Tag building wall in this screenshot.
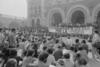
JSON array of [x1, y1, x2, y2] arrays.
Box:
[[27, 0, 42, 26], [27, 0, 100, 28]]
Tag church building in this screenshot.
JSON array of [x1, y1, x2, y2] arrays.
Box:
[[27, 0, 100, 32]]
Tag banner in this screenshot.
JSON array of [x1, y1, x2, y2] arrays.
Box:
[[49, 28, 57, 33], [56, 26, 93, 35]]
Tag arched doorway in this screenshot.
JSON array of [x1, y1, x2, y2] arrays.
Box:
[[95, 11, 100, 31], [96, 11, 100, 23], [67, 5, 90, 24], [51, 12, 63, 26], [36, 18, 40, 26], [71, 10, 85, 24], [32, 19, 35, 27]]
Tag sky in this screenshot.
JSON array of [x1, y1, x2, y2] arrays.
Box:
[[0, 0, 27, 18]]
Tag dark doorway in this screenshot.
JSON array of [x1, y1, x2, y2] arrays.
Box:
[[51, 12, 62, 26], [71, 10, 85, 24]]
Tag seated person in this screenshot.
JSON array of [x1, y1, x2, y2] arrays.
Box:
[[53, 46, 63, 61], [38, 52, 49, 67], [4, 58, 17, 67], [78, 58, 88, 67], [22, 50, 34, 67], [56, 53, 73, 67], [46, 48, 55, 66]]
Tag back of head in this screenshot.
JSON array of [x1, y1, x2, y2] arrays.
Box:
[[47, 48, 54, 54], [27, 50, 34, 57], [61, 42, 66, 48], [43, 46, 47, 51], [5, 58, 17, 67], [58, 59, 64, 66], [0, 28, 2, 32], [43, 40, 46, 44], [75, 53, 81, 60], [39, 52, 49, 63], [88, 39, 92, 43], [55, 39, 59, 44], [11, 28, 16, 33], [63, 53, 70, 59], [10, 50, 17, 58], [78, 58, 87, 66], [94, 30, 99, 34], [81, 40, 86, 44], [75, 39, 79, 44]]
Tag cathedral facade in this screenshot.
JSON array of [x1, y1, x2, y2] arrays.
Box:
[[27, 0, 100, 29]]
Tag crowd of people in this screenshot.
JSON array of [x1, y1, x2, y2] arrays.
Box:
[[0, 28, 99, 67]]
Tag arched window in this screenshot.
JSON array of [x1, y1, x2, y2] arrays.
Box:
[[71, 10, 85, 24], [51, 12, 62, 26]]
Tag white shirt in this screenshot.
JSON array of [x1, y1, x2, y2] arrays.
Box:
[[62, 49, 74, 64], [93, 34, 100, 43], [0, 33, 4, 43], [87, 42, 92, 50], [17, 49, 23, 57], [46, 55, 55, 65], [38, 43, 44, 52], [63, 48, 70, 55]]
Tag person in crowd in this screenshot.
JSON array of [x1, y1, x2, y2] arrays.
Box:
[[24, 40, 31, 50], [53, 46, 63, 61], [92, 30, 100, 43], [46, 48, 55, 66], [81, 40, 89, 53], [0, 51, 5, 67], [22, 50, 34, 67], [57, 53, 73, 67], [0, 28, 5, 48], [4, 58, 17, 67], [33, 43, 39, 58], [2, 48, 10, 67], [77, 46, 89, 65], [53, 39, 62, 51], [7, 29, 16, 48], [38, 52, 49, 67], [73, 39, 80, 53], [42, 46, 48, 53], [77, 58, 88, 67], [86, 40, 93, 60], [38, 41, 44, 53], [18, 39, 26, 49], [8, 49, 22, 67]]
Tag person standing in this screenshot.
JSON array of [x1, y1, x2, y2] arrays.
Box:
[[0, 28, 5, 47]]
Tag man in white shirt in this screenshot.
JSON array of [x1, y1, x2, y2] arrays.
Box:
[[92, 31, 100, 43]]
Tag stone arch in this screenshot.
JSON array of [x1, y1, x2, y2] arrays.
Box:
[[92, 4, 100, 31], [48, 8, 65, 27], [92, 4, 100, 23], [67, 5, 90, 24]]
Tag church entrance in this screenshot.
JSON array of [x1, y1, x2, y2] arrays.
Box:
[[95, 11, 100, 31], [51, 12, 63, 27], [71, 10, 85, 25]]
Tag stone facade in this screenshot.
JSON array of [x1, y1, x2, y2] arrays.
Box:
[[27, 0, 100, 28]]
